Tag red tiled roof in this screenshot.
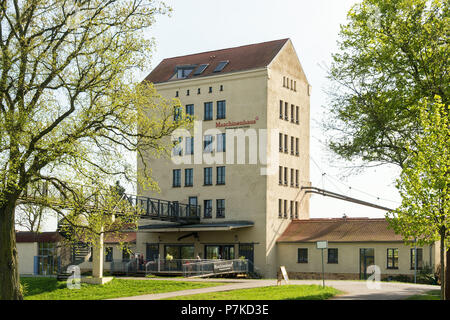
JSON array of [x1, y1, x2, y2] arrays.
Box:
[[16, 231, 63, 243], [144, 39, 289, 84], [277, 218, 404, 243]]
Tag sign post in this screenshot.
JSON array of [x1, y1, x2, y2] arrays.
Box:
[[316, 241, 328, 288]]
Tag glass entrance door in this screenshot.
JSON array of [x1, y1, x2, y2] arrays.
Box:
[[360, 248, 375, 280], [204, 245, 235, 260]]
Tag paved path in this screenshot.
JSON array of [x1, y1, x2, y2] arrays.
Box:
[[112, 277, 439, 300]]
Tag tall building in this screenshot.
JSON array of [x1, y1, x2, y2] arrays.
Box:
[[136, 38, 311, 278]]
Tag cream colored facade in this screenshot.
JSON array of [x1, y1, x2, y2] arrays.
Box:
[[137, 39, 310, 278], [277, 242, 435, 280]]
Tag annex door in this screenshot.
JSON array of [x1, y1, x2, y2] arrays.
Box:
[[359, 248, 375, 280], [239, 243, 254, 272]]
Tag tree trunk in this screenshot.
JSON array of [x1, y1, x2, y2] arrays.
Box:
[[446, 249, 450, 300], [0, 200, 23, 300], [440, 234, 446, 300]]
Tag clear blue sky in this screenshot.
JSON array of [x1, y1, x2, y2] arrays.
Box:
[[143, 0, 402, 219]]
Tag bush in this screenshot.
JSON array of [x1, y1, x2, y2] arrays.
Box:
[[416, 264, 439, 285]]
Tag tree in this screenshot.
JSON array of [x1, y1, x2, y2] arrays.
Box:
[[325, 0, 448, 168], [0, 0, 190, 300], [387, 97, 449, 299], [325, 0, 449, 298]]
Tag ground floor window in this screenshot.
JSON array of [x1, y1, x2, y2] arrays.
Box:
[[164, 245, 195, 260], [387, 248, 399, 269], [360, 248, 375, 280], [105, 247, 113, 262], [410, 248, 423, 270], [327, 248, 338, 264], [204, 245, 235, 260], [297, 248, 308, 263]]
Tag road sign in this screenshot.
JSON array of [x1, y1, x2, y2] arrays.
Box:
[[316, 240, 328, 249]]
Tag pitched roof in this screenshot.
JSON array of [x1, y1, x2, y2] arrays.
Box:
[[144, 39, 289, 84], [16, 231, 63, 243], [277, 218, 404, 243]]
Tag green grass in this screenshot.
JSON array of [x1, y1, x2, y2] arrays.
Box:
[[405, 290, 441, 300], [21, 277, 223, 300], [166, 285, 341, 300]]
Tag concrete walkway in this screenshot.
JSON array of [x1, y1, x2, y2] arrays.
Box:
[[112, 277, 439, 300]]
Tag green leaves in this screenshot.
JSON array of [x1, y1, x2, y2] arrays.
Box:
[[325, 0, 449, 168]]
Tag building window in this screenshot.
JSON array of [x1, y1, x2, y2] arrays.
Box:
[[284, 102, 288, 121], [283, 200, 287, 218], [410, 248, 423, 270], [105, 247, 113, 262], [290, 200, 294, 219], [217, 133, 226, 152], [294, 81, 297, 92], [279, 100, 283, 119], [204, 135, 213, 153], [172, 137, 182, 157], [283, 77, 286, 87], [186, 89, 190, 96], [185, 168, 193, 187], [291, 105, 294, 122], [295, 106, 299, 124], [173, 169, 181, 187], [279, 133, 283, 152], [290, 136, 294, 155], [186, 104, 194, 117], [290, 168, 294, 187], [286, 78, 290, 89], [209, 86, 213, 93], [278, 199, 282, 218], [216, 199, 225, 218], [295, 138, 299, 156], [175, 91, 179, 97], [204, 167, 212, 186], [284, 167, 288, 186], [279, 166, 283, 185], [197, 88, 201, 95], [204, 102, 213, 120], [387, 248, 399, 269], [217, 100, 226, 119], [295, 170, 299, 187], [298, 248, 308, 263], [204, 200, 212, 218], [284, 135, 288, 153], [295, 201, 298, 219], [185, 137, 194, 155], [217, 166, 225, 185], [173, 106, 182, 122], [328, 248, 338, 264], [220, 85, 223, 91]]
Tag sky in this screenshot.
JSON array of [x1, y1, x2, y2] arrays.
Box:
[[142, 0, 402, 219], [33, 0, 403, 232]]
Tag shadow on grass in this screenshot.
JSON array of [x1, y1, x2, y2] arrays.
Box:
[[21, 277, 66, 296]]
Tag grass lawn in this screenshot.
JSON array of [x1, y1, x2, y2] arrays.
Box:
[[21, 277, 223, 300], [166, 285, 341, 300], [406, 290, 441, 300]]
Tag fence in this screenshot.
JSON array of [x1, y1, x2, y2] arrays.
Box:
[[110, 259, 138, 275]]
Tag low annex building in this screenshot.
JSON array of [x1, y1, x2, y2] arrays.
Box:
[[277, 218, 437, 280]]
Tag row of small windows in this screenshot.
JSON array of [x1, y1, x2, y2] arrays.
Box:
[[279, 134, 299, 156], [283, 77, 297, 92], [278, 199, 299, 219], [297, 248, 424, 269], [279, 100, 299, 124], [173, 133, 226, 156], [174, 101, 226, 122], [173, 167, 226, 187], [89, 247, 130, 262], [279, 167, 300, 188], [175, 85, 224, 97]]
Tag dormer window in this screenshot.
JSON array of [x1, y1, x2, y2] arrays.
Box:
[[175, 65, 196, 79]]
